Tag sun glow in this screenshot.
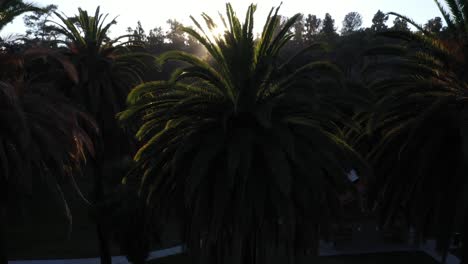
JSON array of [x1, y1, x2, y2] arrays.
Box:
[[207, 25, 227, 42]]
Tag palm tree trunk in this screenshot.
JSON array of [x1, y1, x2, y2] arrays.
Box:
[[96, 222, 112, 264], [93, 157, 112, 264], [0, 205, 7, 264], [462, 210, 467, 264]]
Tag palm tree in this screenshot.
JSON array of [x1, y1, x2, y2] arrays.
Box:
[[52, 7, 151, 153], [1, 4, 94, 263], [366, 0, 468, 262], [0, 0, 41, 31], [51, 8, 153, 263], [0, 51, 96, 264], [120, 3, 366, 264]]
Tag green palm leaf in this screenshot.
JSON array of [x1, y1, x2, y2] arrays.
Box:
[[0, 0, 41, 31]]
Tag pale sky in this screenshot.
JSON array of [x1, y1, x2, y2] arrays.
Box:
[[2, 0, 443, 38]]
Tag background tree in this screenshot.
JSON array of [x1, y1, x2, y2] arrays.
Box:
[[165, 19, 186, 48], [424, 16, 443, 33], [23, 4, 59, 43], [341, 12, 363, 35], [391, 17, 410, 31], [128, 21, 147, 44], [292, 14, 305, 45], [370, 10, 388, 32], [321, 13, 338, 38], [304, 14, 321, 43], [163, 19, 202, 54], [147, 26, 165, 49]]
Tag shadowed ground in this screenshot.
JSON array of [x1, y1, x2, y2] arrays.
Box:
[[147, 252, 439, 264], [7, 180, 457, 264]]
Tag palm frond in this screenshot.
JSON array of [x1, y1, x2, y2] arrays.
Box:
[[0, 0, 42, 31], [445, 0, 465, 31], [386, 12, 428, 34], [434, 0, 458, 32]]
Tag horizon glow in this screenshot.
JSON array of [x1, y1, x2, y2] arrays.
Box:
[[2, 0, 444, 38]]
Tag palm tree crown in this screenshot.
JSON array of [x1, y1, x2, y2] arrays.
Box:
[[120, 3, 366, 264], [52, 7, 151, 150]]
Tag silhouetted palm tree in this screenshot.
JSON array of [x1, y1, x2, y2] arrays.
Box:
[[120, 3, 366, 264], [0, 51, 96, 264], [367, 1, 468, 262], [52, 8, 153, 263]]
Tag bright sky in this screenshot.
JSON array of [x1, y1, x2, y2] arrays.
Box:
[[2, 0, 443, 38]]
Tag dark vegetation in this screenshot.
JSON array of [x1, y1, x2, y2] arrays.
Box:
[[0, 0, 467, 264]]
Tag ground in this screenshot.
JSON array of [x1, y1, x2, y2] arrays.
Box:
[[6, 178, 444, 263], [147, 252, 439, 264]]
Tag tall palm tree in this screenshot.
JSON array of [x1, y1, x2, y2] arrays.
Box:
[[0, 0, 41, 31], [366, 0, 468, 262], [51, 7, 152, 264], [120, 3, 366, 264], [0, 52, 96, 264]]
